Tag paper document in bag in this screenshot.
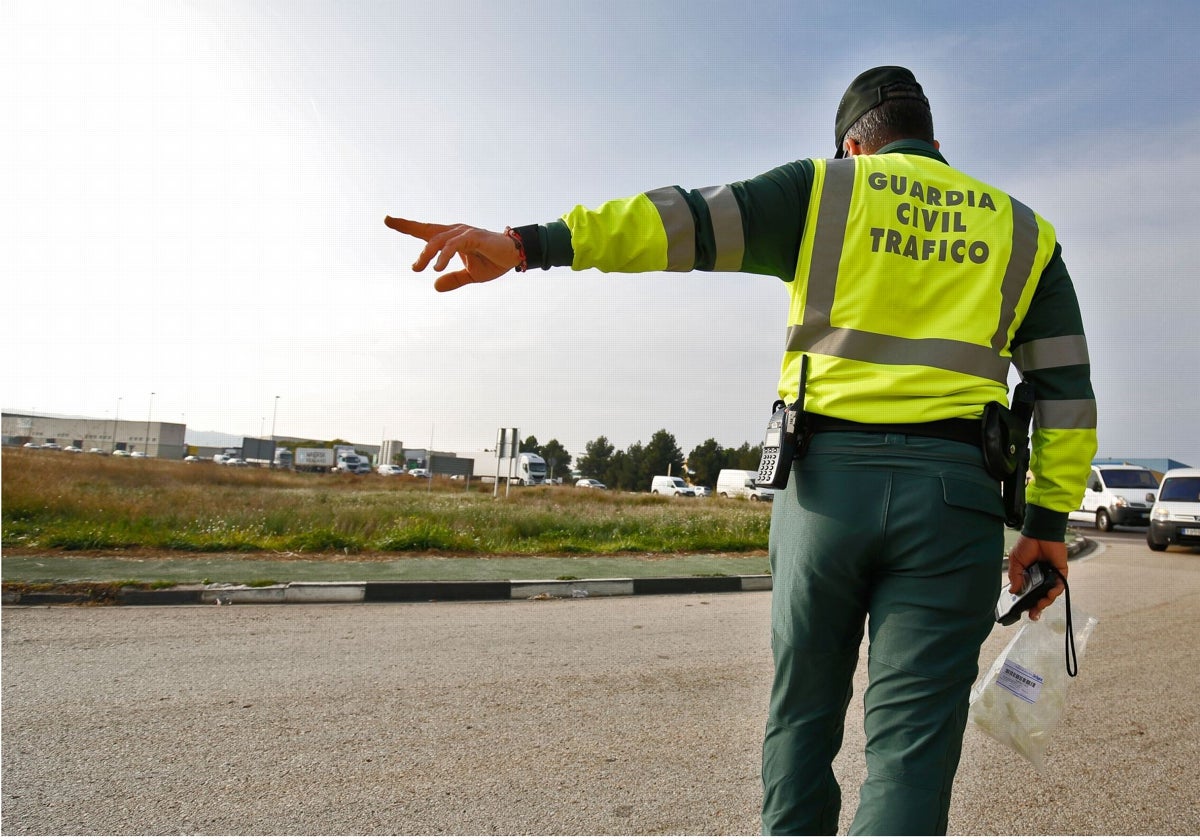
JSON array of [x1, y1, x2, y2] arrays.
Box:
[[969, 601, 1098, 773]]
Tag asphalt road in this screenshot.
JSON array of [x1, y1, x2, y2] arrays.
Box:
[[3, 538, 1198, 835]]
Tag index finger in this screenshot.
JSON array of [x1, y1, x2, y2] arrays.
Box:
[[384, 216, 454, 241]]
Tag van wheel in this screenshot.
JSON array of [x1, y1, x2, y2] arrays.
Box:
[[719, 492, 729, 498], [1147, 532, 1168, 552], [652, 490, 659, 495], [1096, 509, 1114, 532], [750, 494, 760, 502]]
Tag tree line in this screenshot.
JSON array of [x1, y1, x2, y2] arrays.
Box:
[[521, 431, 762, 491]]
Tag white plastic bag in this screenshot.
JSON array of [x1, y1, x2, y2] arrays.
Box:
[[969, 599, 1098, 772]]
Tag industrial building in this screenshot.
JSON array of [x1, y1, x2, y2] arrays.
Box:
[[2, 412, 187, 460]]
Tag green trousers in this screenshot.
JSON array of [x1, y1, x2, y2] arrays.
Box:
[[760, 432, 1003, 836]]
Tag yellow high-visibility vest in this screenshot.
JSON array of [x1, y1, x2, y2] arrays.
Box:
[[781, 155, 1058, 423]]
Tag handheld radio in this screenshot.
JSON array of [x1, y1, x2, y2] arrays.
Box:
[[756, 356, 808, 490]]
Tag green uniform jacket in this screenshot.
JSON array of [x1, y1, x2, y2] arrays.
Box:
[[514, 140, 1097, 542]]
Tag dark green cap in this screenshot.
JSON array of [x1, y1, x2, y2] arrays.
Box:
[[834, 66, 929, 158]]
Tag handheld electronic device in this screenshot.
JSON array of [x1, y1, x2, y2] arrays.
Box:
[[995, 560, 1059, 625], [757, 400, 800, 489], [756, 356, 808, 490]]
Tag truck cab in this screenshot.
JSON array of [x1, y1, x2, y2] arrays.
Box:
[[335, 451, 371, 475], [1069, 464, 1159, 531]]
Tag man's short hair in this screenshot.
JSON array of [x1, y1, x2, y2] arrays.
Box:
[[845, 91, 935, 153]]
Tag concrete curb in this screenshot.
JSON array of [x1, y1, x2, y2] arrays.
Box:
[[3, 575, 775, 607], [1, 535, 1091, 607]]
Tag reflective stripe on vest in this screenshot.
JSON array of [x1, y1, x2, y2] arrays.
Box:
[[781, 156, 1057, 419]]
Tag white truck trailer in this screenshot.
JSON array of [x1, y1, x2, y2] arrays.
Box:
[[461, 451, 548, 485], [294, 447, 335, 473]]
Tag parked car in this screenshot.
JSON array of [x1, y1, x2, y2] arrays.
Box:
[[1068, 464, 1159, 531], [129, 451, 147, 459], [63, 446, 83, 453], [41, 442, 62, 450], [183, 455, 202, 463], [22, 442, 40, 449], [408, 468, 430, 478], [576, 478, 607, 489], [88, 448, 109, 455], [691, 485, 712, 497], [1147, 468, 1200, 552], [224, 457, 248, 467], [377, 464, 405, 476], [111, 449, 131, 457]]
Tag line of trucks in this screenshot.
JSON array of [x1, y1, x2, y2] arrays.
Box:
[[212, 443, 772, 498], [217, 445, 552, 483]]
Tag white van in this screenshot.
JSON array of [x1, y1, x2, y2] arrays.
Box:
[[650, 475, 695, 497], [1147, 468, 1200, 551], [1067, 463, 1159, 532], [716, 469, 775, 502]]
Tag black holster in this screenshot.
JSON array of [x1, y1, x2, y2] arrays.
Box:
[[982, 382, 1035, 529]]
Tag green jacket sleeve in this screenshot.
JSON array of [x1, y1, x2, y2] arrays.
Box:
[[519, 160, 817, 282], [1010, 244, 1098, 541]]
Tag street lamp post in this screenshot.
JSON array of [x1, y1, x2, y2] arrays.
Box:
[[270, 395, 280, 467], [112, 397, 122, 452], [145, 392, 155, 457]]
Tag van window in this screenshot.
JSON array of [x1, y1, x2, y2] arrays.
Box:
[[1099, 469, 1158, 490], [1160, 477, 1200, 503]]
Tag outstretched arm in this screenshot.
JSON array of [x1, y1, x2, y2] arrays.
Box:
[[384, 216, 523, 292]]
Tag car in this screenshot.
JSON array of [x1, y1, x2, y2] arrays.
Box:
[[377, 464, 405, 476], [22, 442, 41, 449], [88, 448, 109, 455], [408, 468, 431, 478], [41, 442, 62, 450], [183, 455, 201, 463], [129, 451, 147, 459], [1068, 463, 1159, 531], [224, 457, 248, 467], [691, 485, 712, 497], [1147, 468, 1200, 552], [576, 478, 607, 489], [62, 446, 83, 453], [111, 449, 131, 457]]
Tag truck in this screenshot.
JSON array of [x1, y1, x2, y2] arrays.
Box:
[[245, 447, 295, 469], [294, 447, 335, 473], [334, 445, 371, 475], [461, 451, 548, 485]]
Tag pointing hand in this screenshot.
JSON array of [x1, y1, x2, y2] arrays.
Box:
[[384, 216, 522, 292]]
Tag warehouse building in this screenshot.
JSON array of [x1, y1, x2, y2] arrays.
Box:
[[2, 412, 187, 460]]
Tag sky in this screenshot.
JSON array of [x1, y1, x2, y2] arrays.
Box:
[[2, 0, 1198, 465]]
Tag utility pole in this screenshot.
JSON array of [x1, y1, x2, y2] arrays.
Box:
[[145, 392, 155, 456], [270, 395, 280, 467], [112, 396, 122, 452]]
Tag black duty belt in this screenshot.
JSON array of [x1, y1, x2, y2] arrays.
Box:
[[806, 414, 982, 448]]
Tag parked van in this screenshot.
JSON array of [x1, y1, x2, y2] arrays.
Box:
[[716, 469, 774, 502], [1067, 463, 1159, 531], [650, 475, 695, 497], [1147, 468, 1200, 551]]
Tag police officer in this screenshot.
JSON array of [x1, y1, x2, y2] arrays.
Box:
[[385, 66, 1097, 835]]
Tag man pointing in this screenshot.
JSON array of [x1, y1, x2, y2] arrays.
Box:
[[386, 66, 1097, 834]]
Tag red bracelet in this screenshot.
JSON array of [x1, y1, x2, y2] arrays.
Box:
[[504, 226, 528, 273]]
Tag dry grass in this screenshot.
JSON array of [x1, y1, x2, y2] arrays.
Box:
[[2, 447, 770, 556]]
